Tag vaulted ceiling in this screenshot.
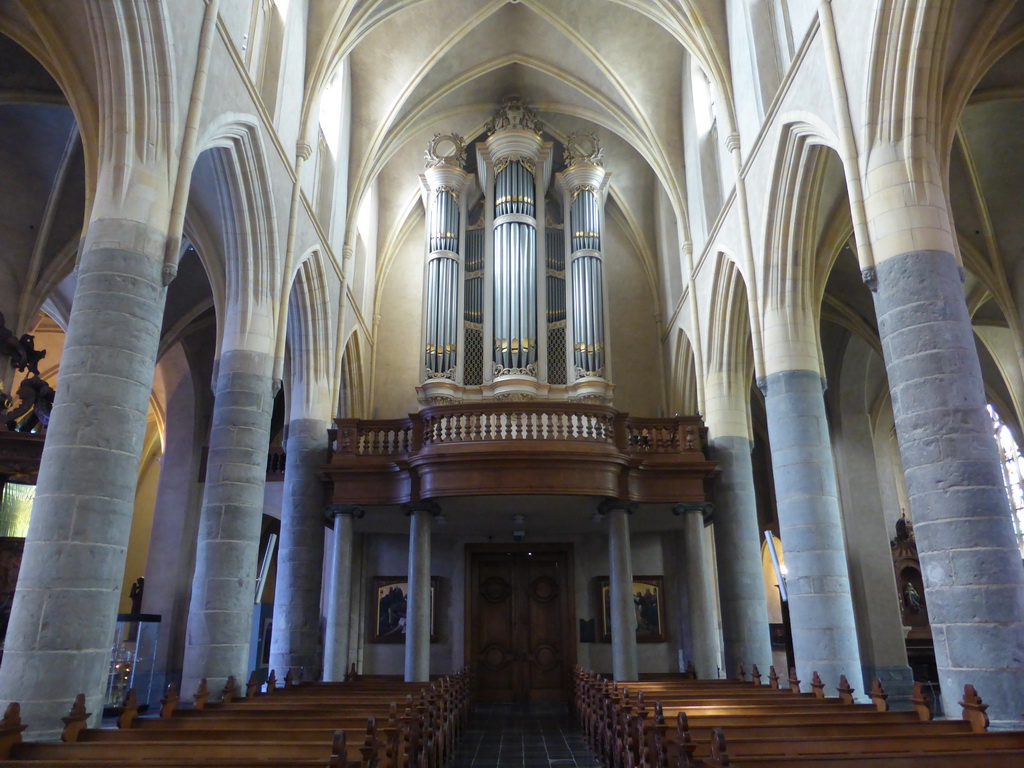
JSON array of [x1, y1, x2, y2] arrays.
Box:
[[305, 0, 732, 304]]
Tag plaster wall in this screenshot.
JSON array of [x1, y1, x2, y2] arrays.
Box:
[[372, 214, 424, 418], [345, 525, 683, 678], [575, 529, 676, 675], [603, 221, 665, 415], [727, 0, 772, 144], [357, 530, 459, 677]]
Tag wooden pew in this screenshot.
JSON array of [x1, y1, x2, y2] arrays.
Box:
[[3, 721, 378, 768], [574, 666, 1024, 768], [1, 667, 471, 768]]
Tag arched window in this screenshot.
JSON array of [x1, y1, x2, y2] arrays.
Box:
[[690, 62, 717, 137], [244, 0, 272, 80], [988, 404, 1024, 555], [770, 0, 795, 68], [688, 62, 723, 229], [319, 68, 345, 157]]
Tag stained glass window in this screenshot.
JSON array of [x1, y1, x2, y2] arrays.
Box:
[[987, 404, 1024, 555], [0, 482, 34, 538]]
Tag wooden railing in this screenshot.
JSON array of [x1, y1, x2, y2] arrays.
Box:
[[422, 403, 617, 447], [266, 446, 287, 477], [325, 403, 712, 505], [325, 403, 714, 505], [330, 403, 706, 459]]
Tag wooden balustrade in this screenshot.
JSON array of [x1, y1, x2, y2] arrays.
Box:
[[324, 403, 715, 506], [331, 404, 704, 457], [266, 447, 286, 477]]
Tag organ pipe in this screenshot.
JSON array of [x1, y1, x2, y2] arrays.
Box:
[[422, 103, 611, 400], [422, 133, 469, 380], [492, 159, 539, 373], [563, 131, 607, 379]]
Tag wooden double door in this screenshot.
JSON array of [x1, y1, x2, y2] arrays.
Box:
[[468, 545, 575, 702]]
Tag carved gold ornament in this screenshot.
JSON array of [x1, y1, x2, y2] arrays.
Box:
[[564, 131, 604, 167], [425, 133, 467, 168]]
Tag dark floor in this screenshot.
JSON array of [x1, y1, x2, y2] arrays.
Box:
[[453, 704, 603, 768]]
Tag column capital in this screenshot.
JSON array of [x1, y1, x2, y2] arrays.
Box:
[[673, 501, 714, 526], [324, 504, 364, 523], [402, 499, 441, 517], [598, 498, 638, 516], [861, 266, 878, 292], [162, 262, 177, 286]]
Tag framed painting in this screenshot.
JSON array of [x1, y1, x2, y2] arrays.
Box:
[[597, 575, 666, 643], [371, 576, 438, 643]]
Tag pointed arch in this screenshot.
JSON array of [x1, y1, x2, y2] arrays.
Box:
[[193, 115, 281, 351], [286, 248, 335, 421], [338, 330, 367, 419], [706, 252, 754, 388], [938, 1, 1018, 155], [85, 0, 178, 207], [156, 236, 220, 361], [760, 119, 840, 316], [669, 328, 699, 416], [864, 0, 952, 155]]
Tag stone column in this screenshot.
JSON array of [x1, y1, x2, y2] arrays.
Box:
[[181, 348, 275, 699], [0, 218, 168, 738], [404, 500, 438, 682], [602, 499, 638, 681], [704, 381, 773, 677], [323, 504, 361, 682], [830, 353, 913, 704], [269, 418, 329, 681], [863, 149, 1024, 725], [141, 343, 204, 702], [761, 367, 862, 691], [674, 503, 718, 678]]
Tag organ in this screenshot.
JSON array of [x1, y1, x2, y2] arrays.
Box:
[[417, 97, 612, 406]]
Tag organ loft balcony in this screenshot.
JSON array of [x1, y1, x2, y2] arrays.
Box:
[[323, 402, 717, 506], [324, 106, 717, 509]]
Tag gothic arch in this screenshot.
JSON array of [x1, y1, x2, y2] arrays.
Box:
[[192, 116, 281, 352], [706, 252, 754, 393], [338, 329, 368, 419], [286, 249, 336, 421], [938, 3, 1022, 160], [669, 327, 699, 416], [346, 54, 694, 257], [760, 120, 840, 314], [864, 0, 950, 153], [759, 121, 849, 378]]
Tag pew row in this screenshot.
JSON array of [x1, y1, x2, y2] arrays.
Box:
[[573, 665, 1024, 768], [0, 667, 471, 768]]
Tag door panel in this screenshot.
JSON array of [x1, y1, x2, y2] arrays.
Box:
[[474, 560, 517, 701], [523, 558, 564, 700], [469, 547, 574, 702]]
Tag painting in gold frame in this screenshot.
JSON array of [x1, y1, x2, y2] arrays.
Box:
[[371, 576, 438, 643], [597, 575, 665, 643]]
